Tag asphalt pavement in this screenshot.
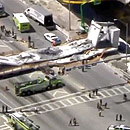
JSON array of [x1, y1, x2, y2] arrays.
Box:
[[20, 0, 81, 38], [0, 1, 130, 130]]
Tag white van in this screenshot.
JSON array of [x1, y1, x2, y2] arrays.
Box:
[[24, 5, 55, 30]]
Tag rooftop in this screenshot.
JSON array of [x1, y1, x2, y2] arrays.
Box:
[[13, 13, 30, 23]]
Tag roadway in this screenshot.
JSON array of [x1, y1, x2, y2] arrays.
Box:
[[0, 0, 66, 49], [0, 77, 130, 130], [0, 0, 129, 130]]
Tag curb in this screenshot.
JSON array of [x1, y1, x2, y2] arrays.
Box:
[[56, 25, 69, 38], [19, 0, 75, 38]]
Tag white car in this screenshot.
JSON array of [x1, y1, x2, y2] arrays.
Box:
[[44, 33, 61, 46], [107, 125, 130, 130]]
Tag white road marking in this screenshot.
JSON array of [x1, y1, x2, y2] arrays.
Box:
[[28, 71, 44, 78], [6, 84, 129, 114], [111, 89, 118, 95], [116, 88, 124, 94], [98, 91, 106, 97], [1, 116, 8, 122], [2, 122, 13, 130], [0, 124, 7, 128], [1, 126, 11, 130], [84, 94, 92, 100], [42, 105, 49, 111], [58, 101, 67, 107], [0, 45, 9, 47], [13, 92, 79, 110], [72, 97, 81, 103], [76, 96, 86, 102], [0, 93, 14, 108], [66, 99, 73, 105], [50, 103, 60, 109], [50, 89, 69, 97], [46, 104, 54, 110], [123, 86, 130, 92], [103, 90, 112, 96], [0, 41, 13, 50], [2, 85, 129, 120], [94, 95, 100, 99]]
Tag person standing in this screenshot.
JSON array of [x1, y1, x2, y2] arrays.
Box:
[[116, 114, 118, 121], [68, 119, 72, 126], [2, 105, 4, 113], [123, 94, 127, 101], [28, 35, 31, 43], [99, 99, 102, 106], [92, 90, 95, 96], [119, 114, 122, 121], [99, 110, 102, 117], [95, 88, 98, 95], [12, 27, 14, 36], [104, 102, 107, 109], [73, 117, 78, 126], [89, 92, 91, 98], [62, 67, 65, 75]]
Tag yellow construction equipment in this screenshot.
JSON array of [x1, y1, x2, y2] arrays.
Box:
[[62, 0, 101, 4]]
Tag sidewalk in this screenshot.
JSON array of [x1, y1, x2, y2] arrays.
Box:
[[21, 0, 81, 38]]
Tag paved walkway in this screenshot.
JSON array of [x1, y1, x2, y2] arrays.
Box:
[[21, 0, 81, 38]]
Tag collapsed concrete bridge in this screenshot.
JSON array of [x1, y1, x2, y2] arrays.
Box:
[[117, 0, 130, 4]]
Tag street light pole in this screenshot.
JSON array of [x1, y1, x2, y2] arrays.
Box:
[[114, 19, 128, 72], [69, 0, 71, 31], [125, 23, 128, 72]]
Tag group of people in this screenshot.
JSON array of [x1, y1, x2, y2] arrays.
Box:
[[116, 114, 123, 121], [0, 25, 17, 39], [2, 105, 8, 113], [58, 67, 65, 75], [88, 88, 99, 98], [97, 93, 128, 117], [68, 117, 79, 126], [97, 99, 108, 117]]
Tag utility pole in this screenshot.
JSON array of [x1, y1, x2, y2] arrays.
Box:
[[126, 23, 128, 72], [69, 0, 71, 31]]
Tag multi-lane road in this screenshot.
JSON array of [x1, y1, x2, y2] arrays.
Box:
[[0, 0, 129, 130]]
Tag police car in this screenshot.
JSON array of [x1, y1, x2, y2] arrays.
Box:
[[107, 125, 130, 130]]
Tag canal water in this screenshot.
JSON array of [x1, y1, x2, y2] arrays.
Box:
[[60, 0, 130, 42]]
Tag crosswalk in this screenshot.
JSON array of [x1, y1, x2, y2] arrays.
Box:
[[19, 84, 130, 117], [1, 84, 130, 129], [0, 122, 13, 130]]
